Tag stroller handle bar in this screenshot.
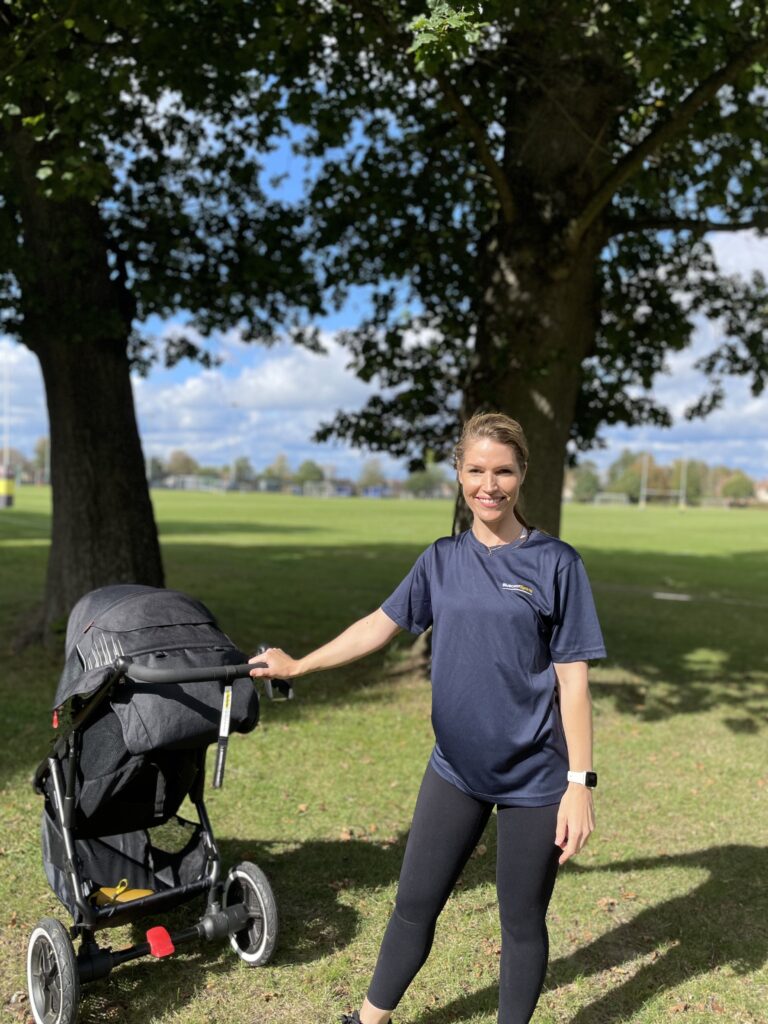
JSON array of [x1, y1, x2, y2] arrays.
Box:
[[119, 658, 262, 685]]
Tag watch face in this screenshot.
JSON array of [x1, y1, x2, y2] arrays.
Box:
[[586, 771, 598, 788]]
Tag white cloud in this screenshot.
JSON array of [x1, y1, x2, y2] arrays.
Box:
[[709, 229, 768, 279], [0, 339, 49, 456], [3, 230, 767, 484]]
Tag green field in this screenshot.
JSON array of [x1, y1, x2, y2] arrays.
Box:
[[1, 488, 766, 1024]]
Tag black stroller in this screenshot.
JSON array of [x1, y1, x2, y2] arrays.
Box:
[[27, 584, 289, 1024]]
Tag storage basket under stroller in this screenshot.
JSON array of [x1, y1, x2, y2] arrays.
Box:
[[27, 584, 285, 1024]]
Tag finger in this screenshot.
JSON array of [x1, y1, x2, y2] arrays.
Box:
[[554, 816, 568, 848], [558, 837, 579, 864]]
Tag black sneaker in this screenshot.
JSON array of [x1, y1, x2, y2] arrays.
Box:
[[339, 1014, 361, 1024]]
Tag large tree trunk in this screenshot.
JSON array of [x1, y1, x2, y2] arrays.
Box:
[[459, 38, 618, 537], [462, 229, 603, 537], [34, 334, 165, 636], [9, 132, 164, 640]]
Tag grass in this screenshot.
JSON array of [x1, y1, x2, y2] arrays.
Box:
[[1, 488, 766, 1024]]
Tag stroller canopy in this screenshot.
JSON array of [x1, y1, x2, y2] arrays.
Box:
[[56, 584, 240, 708], [43, 584, 259, 844]]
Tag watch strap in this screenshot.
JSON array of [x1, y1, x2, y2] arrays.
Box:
[[567, 770, 598, 788]]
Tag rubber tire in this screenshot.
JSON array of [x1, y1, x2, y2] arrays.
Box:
[[27, 918, 80, 1024], [222, 861, 278, 966]]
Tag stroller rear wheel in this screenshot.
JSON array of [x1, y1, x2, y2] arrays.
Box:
[[223, 861, 278, 966], [27, 918, 80, 1024]]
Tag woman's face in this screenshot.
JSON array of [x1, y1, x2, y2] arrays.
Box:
[[458, 438, 526, 529]]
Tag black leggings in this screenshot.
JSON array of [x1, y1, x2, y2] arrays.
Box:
[[367, 765, 560, 1023]]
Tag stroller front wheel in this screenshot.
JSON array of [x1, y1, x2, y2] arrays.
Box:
[[223, 861, 278, 966], [27, 918, 80, 1024]]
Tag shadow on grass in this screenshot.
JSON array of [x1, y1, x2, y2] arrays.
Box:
[[72, 840, 767, 1024], [407, 844, 768, 1024], [0, 506, 52, 541], [157, 520, 325, 537], [71, 834, 411, 1024], [5, 540, 767, 784]]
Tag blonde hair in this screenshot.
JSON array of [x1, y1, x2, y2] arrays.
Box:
[[453, 413, 532, 529]]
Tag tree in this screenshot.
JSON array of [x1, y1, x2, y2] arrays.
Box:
[[572, 462, 601, 503], [165, 450, 199, 477], [262, 454, 293, 485], [147, 456, 165, 483], [286, 1, 768, 534], [295, 459, 325, 485], [670, 458, 707, 505], [231, 456, 256, 485], [358, 458, 388, 490], [1, 446, 33, 476], [0, 2, 321, 636], [722, 470, 755, 500], [404, 463, 448, 498], [33, 436, 49, 481]]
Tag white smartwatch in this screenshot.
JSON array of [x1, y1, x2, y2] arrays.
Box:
[[567, 770, 598, 788]]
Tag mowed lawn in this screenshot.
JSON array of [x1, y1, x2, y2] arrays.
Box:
[[1, 488, 766, 1024]]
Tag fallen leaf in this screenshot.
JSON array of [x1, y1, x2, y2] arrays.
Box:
[[297, 803, 308, 813], [597, 897, 617, 911], [339, 828, 353, 841], [670, 1002, 689, 1013]]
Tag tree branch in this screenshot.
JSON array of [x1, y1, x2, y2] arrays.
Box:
[[567, 33, 768, 249], [346, 0, 517, 223], [608, 214, 768, 236]]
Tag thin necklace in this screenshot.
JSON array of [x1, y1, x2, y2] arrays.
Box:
[[476, 524, 528, 555]]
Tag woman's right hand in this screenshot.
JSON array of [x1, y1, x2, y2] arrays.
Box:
[[249, 647, 301, 680]]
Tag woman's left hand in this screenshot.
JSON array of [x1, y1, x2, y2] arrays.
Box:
[[555, 784, 595, 865]]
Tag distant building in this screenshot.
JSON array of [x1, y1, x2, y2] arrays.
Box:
[[302, 479, 357, 497], [755, 480, 768, 504]]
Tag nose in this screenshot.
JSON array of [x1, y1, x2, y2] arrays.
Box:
[[481, 471, 497, 491]]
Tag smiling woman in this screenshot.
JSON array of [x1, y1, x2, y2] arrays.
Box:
[[248, 412, 606, 1024], [454, 414, 530, 548]]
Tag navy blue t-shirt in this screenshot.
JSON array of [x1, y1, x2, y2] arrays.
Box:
[[381, 529, 606, 806]]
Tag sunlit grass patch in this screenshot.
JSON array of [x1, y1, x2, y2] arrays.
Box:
[[1, 491, 766, 1023]]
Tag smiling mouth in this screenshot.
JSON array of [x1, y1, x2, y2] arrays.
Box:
[[475, 496, 506, 507]]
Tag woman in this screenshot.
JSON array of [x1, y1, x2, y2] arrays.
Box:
[[250, 412, 606, 1024]]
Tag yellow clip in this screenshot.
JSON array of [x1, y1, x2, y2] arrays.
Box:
[[91, 878, 154, 906]]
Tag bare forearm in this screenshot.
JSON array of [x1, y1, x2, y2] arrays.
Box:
[[249, 608, 401, 680], [294, 609, 400, 675], [555, 661, 593, 770]]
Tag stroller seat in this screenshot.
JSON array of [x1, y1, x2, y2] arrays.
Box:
[[27, 584, 281, 1024]]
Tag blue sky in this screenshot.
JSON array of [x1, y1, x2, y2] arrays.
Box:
[[2, 230, 767, 483]]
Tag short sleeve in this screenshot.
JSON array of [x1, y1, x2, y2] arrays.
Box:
[[381, 548, 433, 635], [549, 557, 606, 662]]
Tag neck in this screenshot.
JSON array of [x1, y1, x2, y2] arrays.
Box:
[[471, 517, 526, 547]]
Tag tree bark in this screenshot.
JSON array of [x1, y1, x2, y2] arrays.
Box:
[[34, 333, 165, 637], [9, 132, 164, 640], [456, 37, 619, 537], [461, 227, 604, 537]]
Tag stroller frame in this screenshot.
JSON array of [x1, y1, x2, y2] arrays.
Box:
[[29, 654, 282, 1024]]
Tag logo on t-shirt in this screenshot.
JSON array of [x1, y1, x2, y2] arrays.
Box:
[[501, 583, 533, 594]]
